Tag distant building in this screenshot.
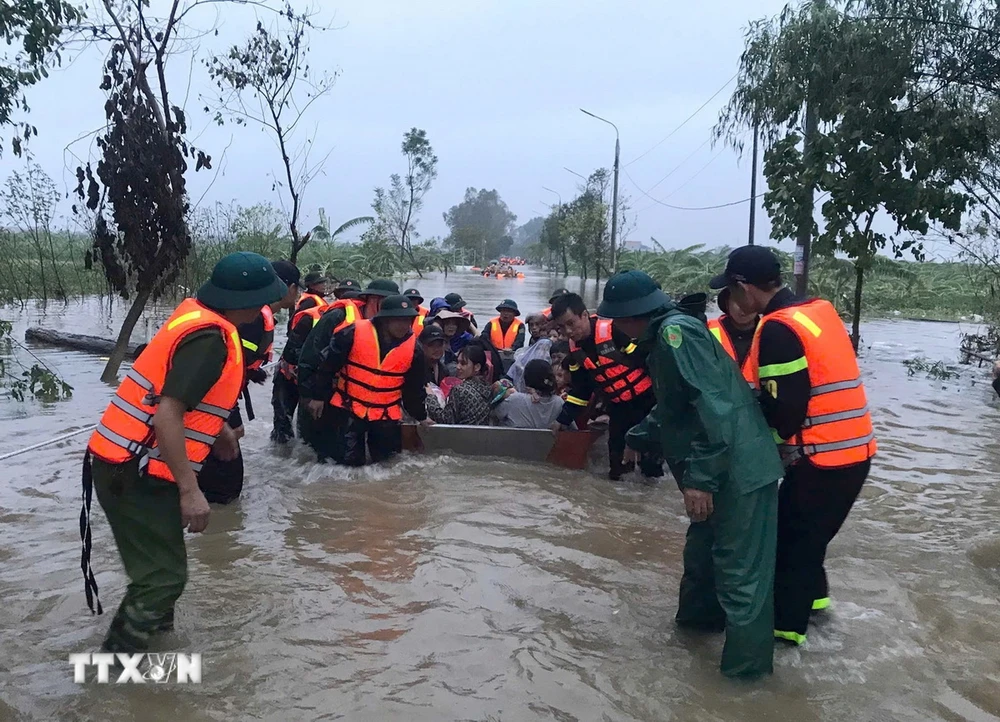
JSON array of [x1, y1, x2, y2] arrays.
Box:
[[622, 239, 655, 253]]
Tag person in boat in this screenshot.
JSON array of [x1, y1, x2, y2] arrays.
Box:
[[549, 339, 570, 370], [333, 278, 360, 300], [539, 288, 570, 322], [549, 291, 662, 481], [295, 279, 400, 458], [431, 309, 474, 364], [480, 299, 525, 370], [710, 245, 875, 647], [425, 343, 494, 425], [197, 259, 300, 504], [82, 252, 287, 653], [553, 357, 571, 399], [493, 359, 565, 429], [707, 287, 758, 376], [604, 269, 783, 680], [525, 313, 547, 346], [419, 323, 450, 386], [301, 294, 429, 465], [445, 292, 478, 329]]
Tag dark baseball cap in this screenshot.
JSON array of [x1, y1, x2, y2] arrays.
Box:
[[548, 288, 570, 304], [271, 260, 301, 287], [444, 292, 466, 310], [419, 324, 447, 344], [709, 245, 782, 289]]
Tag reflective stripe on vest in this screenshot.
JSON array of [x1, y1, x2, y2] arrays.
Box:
[[572, 318, 652, 404], [489, 317, 523, 349], [86, 298, 243, 482], [748, 298, 877, 469], [243, 305, 275, 369], [707, 316, 753, 382], [330, 318, 418, 421]]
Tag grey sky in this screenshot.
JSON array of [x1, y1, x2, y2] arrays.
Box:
[[2, 0, 794, 251]]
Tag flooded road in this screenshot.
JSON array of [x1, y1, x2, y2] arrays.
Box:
[[2, 270, 1000, 721]]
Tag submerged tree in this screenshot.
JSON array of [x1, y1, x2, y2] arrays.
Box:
[[718, 0, 989, 348], [206, 2, 337, 263], [443, 188, 517, 264]]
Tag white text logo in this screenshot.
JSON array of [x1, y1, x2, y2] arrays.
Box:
[[69, 653, 202, 683]]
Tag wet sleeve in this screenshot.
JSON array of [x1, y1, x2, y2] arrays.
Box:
[[161, 330, 228, 409], [755, 319, 810, 441], [281, 315, 316, 366], [625, 406, 662, 456], [556, 352, 595, 425], [427, 384, 462, 424], [298, 313, 350, 401], [402, 352, 428, 421], [666, 327, 734, 494], [478, 322, 493, 344]]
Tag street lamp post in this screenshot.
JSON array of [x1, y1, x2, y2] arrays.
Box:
[[580, 109, 621, 274]]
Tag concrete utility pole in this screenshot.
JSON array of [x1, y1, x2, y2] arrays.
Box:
[[748, 124, 759, 246], [580, 109, 621, 274], [795, 102, 817, 296]]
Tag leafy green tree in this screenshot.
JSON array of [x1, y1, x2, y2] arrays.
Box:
[[443, 188, 517, 264], [718, 0, 990, 347], [206, 2, 336, 263], [0, 0, 82, 156]]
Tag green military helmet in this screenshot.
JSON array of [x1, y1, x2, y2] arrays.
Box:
[[361, 278, 400, 298], [597, 270, 670, 319], [197, 251, 287, 310], [375, 294, 420, 319], [495, 299, 520, 315]]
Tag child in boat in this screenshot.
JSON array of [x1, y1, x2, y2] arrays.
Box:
[[553, 359, 572, 400], [425, 344, 494, 425], [493, 359, 565, 429]]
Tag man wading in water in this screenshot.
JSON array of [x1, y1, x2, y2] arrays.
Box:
[[603, 270, 784, 679], [81, 253, 286, 654]]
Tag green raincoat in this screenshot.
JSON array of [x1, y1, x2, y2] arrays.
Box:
[[626, 302, 783, 679]]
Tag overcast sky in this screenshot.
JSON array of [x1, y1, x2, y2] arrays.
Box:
[[2, 0, 798, 251]]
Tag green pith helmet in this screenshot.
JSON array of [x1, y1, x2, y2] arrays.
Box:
[[336, 278, 360, 292], [403, 287, 424, 304], [197, 252, 287, 310], [303, 270, 328, 288], [375, 294, 420, 319], [495, 299, 520, 315], [596, 270, 670, 318], [361, 278, 400, 298]]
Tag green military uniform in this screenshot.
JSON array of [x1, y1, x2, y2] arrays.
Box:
[[83, 252, 287, 655], [600, 271, 783, 679]]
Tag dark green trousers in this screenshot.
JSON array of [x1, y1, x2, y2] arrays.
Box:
[[675, 481, 778, 679], [93, 459, 187, 654]]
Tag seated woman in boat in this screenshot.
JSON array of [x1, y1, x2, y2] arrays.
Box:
[[429, 309, 474, 365], [493, 359, 565, 429], [419, 323, 450, 386], [425, 343, 494, 425]]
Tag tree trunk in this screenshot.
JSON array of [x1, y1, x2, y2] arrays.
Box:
[[851, 263, 863, 353], [100, 284, 154, 383], [560, 243, 569, 276]]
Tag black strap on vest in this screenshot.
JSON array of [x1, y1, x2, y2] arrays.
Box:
[[242, 385, 255, 422], [80, 450, 103, 615]]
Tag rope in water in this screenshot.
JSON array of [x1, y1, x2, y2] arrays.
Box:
[[0, 357, 282, 462]]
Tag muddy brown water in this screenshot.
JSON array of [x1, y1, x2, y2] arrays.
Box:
[[1, 270, 1000, 722]]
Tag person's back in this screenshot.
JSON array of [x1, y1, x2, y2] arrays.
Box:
[[494, 359, 564, 429], [494, 392, 563, 429]]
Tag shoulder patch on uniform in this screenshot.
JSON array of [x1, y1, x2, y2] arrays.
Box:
[[664, 324, 682, 348]]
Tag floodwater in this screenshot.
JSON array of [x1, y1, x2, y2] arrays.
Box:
[[1, 269, 1000, 722]]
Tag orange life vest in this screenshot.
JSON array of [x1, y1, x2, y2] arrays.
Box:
[[330, 319, 418, 421], [571, 317, 653, 404], [489, 317, 523, 349], [296, 292, 328, 312], [284, 301, 359, 380], [541, 306, 552, 320], [707, 316, 754, 381], [747, 298, 877, 469], [87, 298, 244, 481], [412, 313, 426, 333], [243, 305, 275, 371]]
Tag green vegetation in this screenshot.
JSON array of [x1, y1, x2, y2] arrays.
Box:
[[618, 243, 985, 321]]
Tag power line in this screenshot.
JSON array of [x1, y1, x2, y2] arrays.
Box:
[[624, 72, 738, 168], [644, 136, 712, 194]]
